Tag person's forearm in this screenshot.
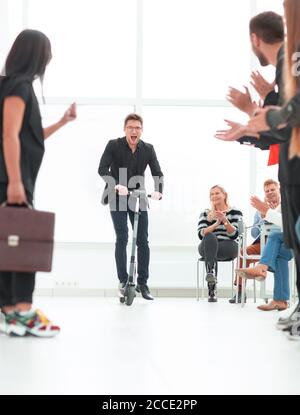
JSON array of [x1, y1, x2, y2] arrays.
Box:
[[254, 128, 290, 150], [43, 120, 67, 140], [203, 223, 218, 236], [266, 94, 300, 129], [265, 210, 283, 229], [3, 134, 22, 184], [224, 222, 235, 234]]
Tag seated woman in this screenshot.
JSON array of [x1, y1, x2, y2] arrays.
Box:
[[197, 185, 243, 302], [236, 230, 293, 311]]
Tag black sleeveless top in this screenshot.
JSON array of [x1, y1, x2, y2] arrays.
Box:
[[0, 76, 45, 196]]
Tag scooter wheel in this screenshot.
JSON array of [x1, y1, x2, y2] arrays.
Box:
[[125, 286, 136, 306], [119, 297, 125, 304]]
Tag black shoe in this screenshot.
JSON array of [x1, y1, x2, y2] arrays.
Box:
[[136, 284, 154, 300], [277, 302, 300, 330], [208, 282, 217, 303], [229, 293, 247, 304]]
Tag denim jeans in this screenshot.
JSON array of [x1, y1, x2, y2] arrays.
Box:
[[260, 231, 293, 301], [110, 209, 149, 285]]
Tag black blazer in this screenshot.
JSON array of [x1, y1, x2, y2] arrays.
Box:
[[98, 137, 164, 204], [0, 76, 45, 197]]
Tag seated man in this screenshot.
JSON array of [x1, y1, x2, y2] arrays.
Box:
[[236, 199, 293, 311], [229, 179, 281, 303]]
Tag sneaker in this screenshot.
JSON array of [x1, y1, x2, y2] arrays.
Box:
[[228, 293, 247, 304], [15, 309, 60, 338], [288, 320, 300, 341], [118, 282, 126, 298], [0, 312, 27, 336], [276, 302, 300, 330], [208, 282, 217, 303]]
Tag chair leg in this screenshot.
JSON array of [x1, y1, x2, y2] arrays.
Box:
[[235, 270, 240, 304], [231, 260, 234, 298], [197, 259, 200, 301], [241, 275, 246, 308], [290, 259, 297, 304], [289, 260, 293, 304], [293, 261, 297, 304], [202, 261, 205, 300]]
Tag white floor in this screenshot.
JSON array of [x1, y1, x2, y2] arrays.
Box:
[[0, 296, 299, 395]]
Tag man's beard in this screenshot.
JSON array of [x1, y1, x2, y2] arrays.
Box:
[[253, 46, 269, 67]]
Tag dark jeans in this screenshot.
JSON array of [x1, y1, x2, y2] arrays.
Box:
[[110, 209, 149, 285], [0, 184, 35, 307], [198, 233, 238, 276]]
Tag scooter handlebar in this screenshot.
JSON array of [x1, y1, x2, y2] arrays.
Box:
[[116, 189, 161, 200]]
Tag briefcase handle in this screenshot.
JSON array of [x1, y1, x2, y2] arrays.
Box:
[[1, 201, 33, 209]]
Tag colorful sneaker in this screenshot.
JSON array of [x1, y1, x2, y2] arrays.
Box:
[[0, 312, 27, 336], [15, 309, 60, 338]]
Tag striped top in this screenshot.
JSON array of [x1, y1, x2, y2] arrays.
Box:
[[197, 207, 243, 242]]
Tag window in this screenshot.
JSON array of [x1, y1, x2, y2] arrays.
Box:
[[0, 0, 283, 244], [27, 0, 137, 98], [143, 0, 252, 99]]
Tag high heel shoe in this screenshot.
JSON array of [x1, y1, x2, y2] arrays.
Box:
[[235, 265, 267, 281]]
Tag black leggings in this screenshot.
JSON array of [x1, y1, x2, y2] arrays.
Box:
[[0, 184, 35, 308], [198, 233, 238, 275]]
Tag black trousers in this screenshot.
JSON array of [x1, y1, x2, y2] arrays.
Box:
[[0, 184, 35, 307], [198, 233, 238, 275], [110, 209, 149, 285]]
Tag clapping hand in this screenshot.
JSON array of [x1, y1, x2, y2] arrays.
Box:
[[226, 86, 257, 116], [215, 120, 247, 141], [215, 210, 227, 223], [250, 196, 269, 217], [247, 107, 270, 132], [250, 71, 275, 101]]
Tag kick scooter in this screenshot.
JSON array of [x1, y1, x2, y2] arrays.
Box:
[[120, 189, 150, 306]]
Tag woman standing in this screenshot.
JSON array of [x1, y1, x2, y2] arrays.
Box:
[[0, 29, 76, 337], [197, 185, 243, 302]]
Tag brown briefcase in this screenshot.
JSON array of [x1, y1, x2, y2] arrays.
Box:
[[0, 206, 55, 272]]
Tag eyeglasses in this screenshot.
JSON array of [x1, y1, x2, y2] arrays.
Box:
[[126, 126, 142, 132]]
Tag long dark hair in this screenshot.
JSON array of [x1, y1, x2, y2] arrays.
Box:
[[4, 29, 52, 81]]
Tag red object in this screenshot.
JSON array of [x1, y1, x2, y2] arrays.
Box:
[[267, 144, 279, 166]]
